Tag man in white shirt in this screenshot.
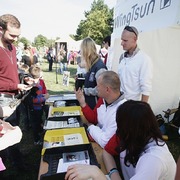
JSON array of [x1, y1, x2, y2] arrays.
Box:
[[118, 26, 153, 102]]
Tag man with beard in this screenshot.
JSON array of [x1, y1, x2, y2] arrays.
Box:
[[0, 14, 32, 173]]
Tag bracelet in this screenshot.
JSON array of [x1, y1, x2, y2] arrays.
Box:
[[108, 168, 119, 178]]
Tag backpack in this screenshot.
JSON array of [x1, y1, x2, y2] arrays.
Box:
[[171, 108, 180, 127]]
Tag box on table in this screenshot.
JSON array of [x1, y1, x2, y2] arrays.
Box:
[[47, 106, 82, 119], [40, 143, 100, 180], [42, 127, 89, 155], [45, 94, 78, 106], [43, 115, 83, 130]]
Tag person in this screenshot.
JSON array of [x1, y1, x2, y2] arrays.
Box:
[[80, 37, 107, 109], [175, 156, 180, 180], [28, 65, 49, 145], [101, 35, 111, 65], [22, 44, 33, 67], [0, 105, 15, 119], [56, 44, 67, 74], [16, 42, 24, 64], [118, 26, 153, 102], [99, 43, 108, 63], [0, 14, 32, 171], [75, 71, 126, 148], [76, 55, 86, 77], [0, 105, 22, 174], [65, 100, 176, 180], [47, 47, 54, 71]]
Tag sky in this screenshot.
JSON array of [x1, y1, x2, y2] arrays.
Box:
[[1, 0, 116, 42]]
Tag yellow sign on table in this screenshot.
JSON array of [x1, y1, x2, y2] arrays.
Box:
[[42, 127, 89, 155]]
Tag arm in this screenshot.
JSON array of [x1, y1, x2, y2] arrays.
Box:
[[140, 56, 153, 102], [104, 134, 120, 156], [0, 120, 22, 151], [103, 150, 122, 180], [75, 89, 103, 124], [65, 164, 106, 180], [141, 94, 149, 103], [175, 156, 180, 180]]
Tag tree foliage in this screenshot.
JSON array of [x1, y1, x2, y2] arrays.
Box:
[[74, 0, 113, 45], [34, 34, 48, 49]]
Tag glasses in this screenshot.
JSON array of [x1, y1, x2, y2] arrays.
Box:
[[124, 26, 138, 37]]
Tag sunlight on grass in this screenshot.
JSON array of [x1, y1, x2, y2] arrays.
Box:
[[40, 61, 77, 95]]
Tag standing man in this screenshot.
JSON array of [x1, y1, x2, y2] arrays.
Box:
[[0, 14, 32, 172], [0, 14, 31, 106], [118, 26, 153, 102]]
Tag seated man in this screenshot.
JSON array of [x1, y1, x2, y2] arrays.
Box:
[[75, 71, 126, 148]]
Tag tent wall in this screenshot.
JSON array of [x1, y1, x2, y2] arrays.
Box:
[[110, 26, 180, 115], [109, 0, 180, 115]]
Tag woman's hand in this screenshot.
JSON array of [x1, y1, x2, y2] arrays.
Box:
[[65, 164, 106, 180]]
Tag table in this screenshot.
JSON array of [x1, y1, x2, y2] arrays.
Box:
[[38, 114, 107, 179], [38, 142, 107, 180]]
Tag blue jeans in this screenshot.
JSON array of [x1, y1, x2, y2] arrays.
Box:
[[59, 62, 67, 74]]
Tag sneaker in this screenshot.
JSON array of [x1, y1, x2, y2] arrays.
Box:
[[34, 140, 43, 146]]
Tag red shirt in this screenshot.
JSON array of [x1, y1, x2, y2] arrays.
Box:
[[0, 45, 19, 95]]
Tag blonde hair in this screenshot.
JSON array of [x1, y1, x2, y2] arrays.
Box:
[[99, 71, 120, 92], [80, 37, 99, 71]]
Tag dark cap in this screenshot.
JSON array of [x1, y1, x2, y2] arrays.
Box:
[[124, 26, 138, 37]]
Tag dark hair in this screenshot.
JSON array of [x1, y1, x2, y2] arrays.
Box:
[[0, 14, 21, 30], [116, 100, 164, 167], [103, 35, 111, 46]]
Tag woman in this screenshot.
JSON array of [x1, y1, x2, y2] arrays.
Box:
[[65, 100, 176, 180], [80, 37, 107, 109]]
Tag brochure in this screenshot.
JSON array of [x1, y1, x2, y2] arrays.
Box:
[[57, 150, 90, 173]]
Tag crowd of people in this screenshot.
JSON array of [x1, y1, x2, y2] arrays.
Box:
[[0, 13, 179, 180]]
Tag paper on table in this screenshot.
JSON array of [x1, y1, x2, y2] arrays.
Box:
[[64, 133, 83, 145], [57, 150, 90, 173]]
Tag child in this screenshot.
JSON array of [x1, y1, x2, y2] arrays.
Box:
[[28, 65, 49, 145]]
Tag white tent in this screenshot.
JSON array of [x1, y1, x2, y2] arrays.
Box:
[[55, 36, 80, 51], [108, 0, 180, 115]]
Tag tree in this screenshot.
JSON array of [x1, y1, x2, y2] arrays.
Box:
[[34, 34, 48, 49], [74, 0, 113, 45]]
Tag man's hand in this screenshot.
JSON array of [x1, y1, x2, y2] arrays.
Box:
[[75, 88, 86, 108], [17, 83, 33, 91]]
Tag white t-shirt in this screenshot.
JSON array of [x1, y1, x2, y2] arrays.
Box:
[[118, 50, 153, 101], [120, 141, 176, 180]]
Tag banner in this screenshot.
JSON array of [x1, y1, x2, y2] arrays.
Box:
[[113, 0, 180, 34]]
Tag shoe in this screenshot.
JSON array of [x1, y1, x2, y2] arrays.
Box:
[[34, 140, 43, 146]]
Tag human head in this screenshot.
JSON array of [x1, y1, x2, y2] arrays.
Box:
[[96, 70, 120, 100], [102, 35, 111, 49], [0, 14, 21, 44], [116, 100, 163, 166], [121, 26, 138, 52], [80, 37, 99, 71], [19, 64, 30, 73], [29, 65, 41, 80]]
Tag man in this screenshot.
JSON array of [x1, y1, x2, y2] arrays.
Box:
[[75, 71, 126, 148], [101, 35, 111, 65], [0, 14, 32, 172], [118, 26, 153, 102]]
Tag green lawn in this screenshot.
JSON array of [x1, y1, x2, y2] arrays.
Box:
[[3, 60, 180, 179]]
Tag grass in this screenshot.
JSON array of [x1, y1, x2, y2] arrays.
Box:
[[2, 60, 180, 179]]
